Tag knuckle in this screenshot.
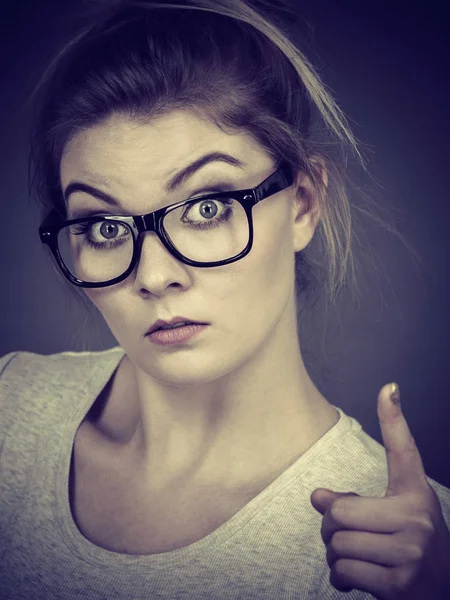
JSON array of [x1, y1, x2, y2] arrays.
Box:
[[402, 436, 419, 454], [330, 531, 344, 553], [326, 544, 337, 568], [388, 570, 404, 594], [332, 558, 347, 579], [330, 500, 346, 521], [411, 514, 435, 535], [405, 543, 424, 562], [392, 568, 415, 594]]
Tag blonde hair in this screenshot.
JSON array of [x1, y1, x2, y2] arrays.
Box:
[[25, 0, 422, 351]]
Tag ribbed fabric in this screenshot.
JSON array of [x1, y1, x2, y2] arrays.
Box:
[[1, 348, 449, 599]]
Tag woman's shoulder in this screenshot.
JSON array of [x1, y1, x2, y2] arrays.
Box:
[[0, 346, 124, 377], [0, 346, 125, 405], [0, 346, 125, 439]]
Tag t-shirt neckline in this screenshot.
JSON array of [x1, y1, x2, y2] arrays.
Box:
[[53, 345, 352, 570]]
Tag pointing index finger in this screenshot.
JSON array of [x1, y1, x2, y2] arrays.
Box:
[[377, 383, 428, 495]]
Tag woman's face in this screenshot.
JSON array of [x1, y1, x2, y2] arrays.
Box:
[[59, 110, 319, 385]]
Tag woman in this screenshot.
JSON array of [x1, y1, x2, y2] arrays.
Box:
[[1, 1, 449, 598]]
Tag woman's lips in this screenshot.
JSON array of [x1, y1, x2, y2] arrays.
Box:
[[146, 319, 208, 335], [147, 323, 209, 345]]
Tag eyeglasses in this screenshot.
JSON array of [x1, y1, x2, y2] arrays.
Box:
[[39, 159, 294, 288]]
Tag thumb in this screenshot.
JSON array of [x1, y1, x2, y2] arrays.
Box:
[[310, 488, 359, 515]]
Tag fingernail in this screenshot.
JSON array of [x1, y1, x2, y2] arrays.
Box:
[[390, 383, 401, 405]]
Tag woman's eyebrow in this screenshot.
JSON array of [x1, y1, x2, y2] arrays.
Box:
[[68, 178, 239, 219], [63, 151, 246, 208]]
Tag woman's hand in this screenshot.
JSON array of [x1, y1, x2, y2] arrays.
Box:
[[310, 383, 450, 599]]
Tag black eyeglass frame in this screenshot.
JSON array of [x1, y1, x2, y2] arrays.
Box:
[[39, 159, 294, 288]]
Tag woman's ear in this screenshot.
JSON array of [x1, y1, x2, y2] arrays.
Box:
[[291, 155, 327, 252]]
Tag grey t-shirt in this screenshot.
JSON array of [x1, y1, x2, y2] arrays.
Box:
[[1, 347, 450, 600]]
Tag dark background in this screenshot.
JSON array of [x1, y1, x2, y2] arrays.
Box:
[[1, 1, 449, 488]]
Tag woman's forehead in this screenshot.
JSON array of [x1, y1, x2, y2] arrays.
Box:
[[60, 112, 267, 186]]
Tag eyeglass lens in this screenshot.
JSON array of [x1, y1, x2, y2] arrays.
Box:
[[56, 196, 250, 283]]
